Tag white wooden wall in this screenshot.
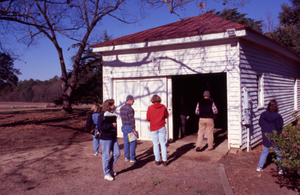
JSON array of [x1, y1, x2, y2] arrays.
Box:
[[297, 79, 300, 111], [101, 40, 241, 148], [240, 39, 300, 149]]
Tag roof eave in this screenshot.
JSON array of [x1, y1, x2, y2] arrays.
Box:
[[92, 28, 247, 53], [242, 28, 300, 62]]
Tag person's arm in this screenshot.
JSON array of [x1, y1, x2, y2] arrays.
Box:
[[275, 115, 284, 134], [212, 102, 218, 114], [164, 106, 169, 118], [128, 107, 136, 130], [185, 106, 189, 119], [146, 107, 151, 121], [98, 112, 114, 132], [259, 115, 263, 127], [195, 103, 199, 115]]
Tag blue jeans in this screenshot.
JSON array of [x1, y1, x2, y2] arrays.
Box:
[[122, 125, 137, 160], [99, 139, 120, 176], [258, 146, 282, 170], [93, 130, 100, 153], [150, 126, 167, 162]]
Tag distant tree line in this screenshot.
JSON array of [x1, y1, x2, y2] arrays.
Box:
[[0, 45, 103, 104], [0, 76, 63, 103], [0, 57, 103, 104]]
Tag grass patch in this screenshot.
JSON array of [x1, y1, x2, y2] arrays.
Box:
[[195, 189, 202, 194], [151, 177, 162, 186]]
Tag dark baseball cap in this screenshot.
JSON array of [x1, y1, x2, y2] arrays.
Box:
[[203, 91, 210, 96], [126, 95, 134, 101]]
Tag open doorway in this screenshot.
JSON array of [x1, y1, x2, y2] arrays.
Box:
[[172, 73, 227, 141]]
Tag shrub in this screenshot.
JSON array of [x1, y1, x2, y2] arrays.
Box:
[[265, 115, 300, 175]]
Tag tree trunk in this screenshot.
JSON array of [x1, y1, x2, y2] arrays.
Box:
[[62, 86, 72, 113], [60, 40, 87, 113], [55, 44, 73, 113]]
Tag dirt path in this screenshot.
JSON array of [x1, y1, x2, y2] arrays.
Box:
[[0, 139, 225, 195], [0, 107, 299, 195]]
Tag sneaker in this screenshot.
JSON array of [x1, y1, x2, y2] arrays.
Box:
[[104, 174, 114, 181], [125, 157, 129, 162], [278, 170, 283, 175], [94, 152, 100, 156], [256, 167, 263, 172], [130, 158, 140, 163], [110, 170, 117, 176]]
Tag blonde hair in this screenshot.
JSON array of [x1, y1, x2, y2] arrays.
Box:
[[151, 95, 162, 103], [91, 104, 101, 112], [102, 99, 115, 111]]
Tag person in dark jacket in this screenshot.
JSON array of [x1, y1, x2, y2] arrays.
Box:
[[91, 104, 102, 156], [256, 99, 284, 174], [178, 96, 189, 139], [195, 91, 218, 152], [98, 99, 120, 181]]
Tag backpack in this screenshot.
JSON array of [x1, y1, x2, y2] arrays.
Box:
[[86, 112, 96, 134]]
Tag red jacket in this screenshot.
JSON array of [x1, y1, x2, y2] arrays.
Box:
[[146, 103, 169, 131]]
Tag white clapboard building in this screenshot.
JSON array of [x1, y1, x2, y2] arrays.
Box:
[[91, 13, 300, 149]]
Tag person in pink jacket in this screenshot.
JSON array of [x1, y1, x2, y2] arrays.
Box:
[[146, 95, 169, 166]]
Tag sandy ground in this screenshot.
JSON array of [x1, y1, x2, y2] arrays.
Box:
[[0, 105, 299, 195], [0, 138, 227, 195]]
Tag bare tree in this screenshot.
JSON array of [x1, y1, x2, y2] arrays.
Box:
[[1, 0, 134, 112], [139, 0, 251, 19], [261, 11, 276, 33], [0, 0, 250, 112]]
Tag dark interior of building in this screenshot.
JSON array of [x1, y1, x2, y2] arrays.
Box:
[[172, 72, 228, 141]]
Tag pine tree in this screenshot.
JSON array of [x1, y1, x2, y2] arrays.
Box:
[[267, 0, 300, 54]]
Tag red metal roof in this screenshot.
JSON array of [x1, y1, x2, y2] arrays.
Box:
[[91, 13, 248, 48]]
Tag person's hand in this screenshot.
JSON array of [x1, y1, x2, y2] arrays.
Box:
[[112, 123, 117, 128], [186, 116, 190, 120], [133, 130, 139, 138], [133, 130, 138, 137]]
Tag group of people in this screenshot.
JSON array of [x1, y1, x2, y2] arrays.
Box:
[[90, 90, 285, 181], [185, 91, 284, 175], [193, 92, 284, 174], [91, 94, 169, 181]]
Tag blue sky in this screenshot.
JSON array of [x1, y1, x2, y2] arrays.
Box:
[[12, 0, 291, 81]]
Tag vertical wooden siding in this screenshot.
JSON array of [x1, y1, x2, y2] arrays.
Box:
[[240, 39, 300, 149]]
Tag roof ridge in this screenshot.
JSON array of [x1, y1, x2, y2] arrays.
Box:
[[91, 13, 247, 48]]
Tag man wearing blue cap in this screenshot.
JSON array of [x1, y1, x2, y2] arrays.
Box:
[[120, 95, 139, 163]]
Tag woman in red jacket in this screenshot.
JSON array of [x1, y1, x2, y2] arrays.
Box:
[[146, 95, 169, 166]]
